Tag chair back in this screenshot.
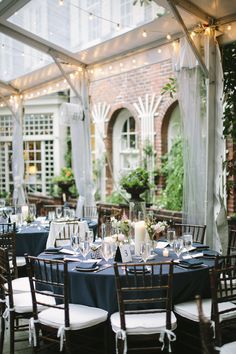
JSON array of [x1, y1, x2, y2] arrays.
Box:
[[174, 223, 206, 243], [55, 220, 80, 247], [195, 295, 217, 354], [113, 261, 174, 331], [25, 256, 69, 327], [0, 247, 14, 313], [0, 222, 17, 278], [210, 255, 236, 347], [227, 229, 236, 256], [82, 205, 98, 221]]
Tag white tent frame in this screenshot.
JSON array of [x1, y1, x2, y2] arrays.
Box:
[[0, 0, 235, 248]]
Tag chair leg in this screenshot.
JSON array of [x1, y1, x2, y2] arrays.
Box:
[[9, 315, 15, 354], [0, 313, 5, 354]]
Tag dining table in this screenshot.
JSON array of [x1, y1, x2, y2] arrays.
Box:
[[38, 243, 216, 315], [16, 219, 98, 257]]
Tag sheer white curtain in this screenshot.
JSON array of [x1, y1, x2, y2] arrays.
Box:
[[174, 37, 207, 224], [59, 71, 95, 218], [11, 96, 26, 206], [213, 44, 227, 254]]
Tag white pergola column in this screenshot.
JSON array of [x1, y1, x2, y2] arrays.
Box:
[[92, 102, 110, 201], [133, 94, 162, 201]]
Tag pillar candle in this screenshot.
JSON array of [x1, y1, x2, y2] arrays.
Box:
[[21, 205, 29, 220], [134, 221, 146, 255]]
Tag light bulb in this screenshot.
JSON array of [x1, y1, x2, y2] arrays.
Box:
[[59, 0, 64, 6], [116, 23, 120, 30], [166, 33, 171, 40], [142, 30, 147, 38], [227, 24, 232, 31], [89, 13, 93, 20], [158, 48, 162, 53]]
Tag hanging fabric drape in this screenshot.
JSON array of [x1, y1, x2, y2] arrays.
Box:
[[11, 96, 26, 206], [212, 43, 227, 254], [173, 37, 207, 225], [59, 71, 95, 218]]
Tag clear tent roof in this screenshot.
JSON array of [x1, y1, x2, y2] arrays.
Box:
[[0, 0, 235, 97]]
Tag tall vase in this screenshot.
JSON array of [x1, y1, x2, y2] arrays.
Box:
[[129, 200, 146, 222]]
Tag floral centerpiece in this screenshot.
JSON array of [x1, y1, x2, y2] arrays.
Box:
[[145, 217, 168, 243], [111, 215, 133, 243]]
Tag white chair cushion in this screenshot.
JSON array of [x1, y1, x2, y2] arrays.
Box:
[[9, 292, 56, 313], [16, 256, 26, 267], [11, 277, 31, 293], [38, 304, 108, 330], [220, 341, 236, 354], [174, 299, 236, 322], [110, 311, 177, 335], [174, 299, 212, 322]]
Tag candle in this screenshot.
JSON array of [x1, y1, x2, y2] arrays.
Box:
[[163, 248, 169, 257], [21, 205, 29, 220], [134, 221, 146, 255]]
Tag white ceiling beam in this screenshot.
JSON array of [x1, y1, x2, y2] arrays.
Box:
[[0, 80, 18, 93], [0, 0, 31, 19], [166, 0, 209, 78], [0, 18, 85, 68], [165, 0, 213, 24]]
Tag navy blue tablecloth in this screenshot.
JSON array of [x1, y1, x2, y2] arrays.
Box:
[[16, 224, 49, 256], [39, 249, 214, 315]]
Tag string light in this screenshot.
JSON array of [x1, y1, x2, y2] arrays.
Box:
[[116, 23, 120, 30], [142, 30, 147, 38], [132, 59, 136, 64], [158, 48, 162, 53], [227, 24, 232, 31], [59, 0, 64, 6], [166, 33, 171, 40], [89, 13, 93, 20]]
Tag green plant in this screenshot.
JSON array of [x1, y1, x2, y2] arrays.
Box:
[[51, 167, 77, 197], [120, 167, 149, 191], [222, 42, 236, 195], [158, 138, 184, 211], [161, 77, 177, 98], [106, 191, 127, 205], [64, 127, 72, 168]]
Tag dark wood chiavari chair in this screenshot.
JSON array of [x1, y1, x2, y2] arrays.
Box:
[[174, 223, 206, 244], [25, 255, 108, 354], [111, 261, 176, 354], [227, 229, 236, 256]]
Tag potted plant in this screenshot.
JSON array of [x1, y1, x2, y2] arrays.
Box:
[[120, 167, 149, 201], [51, 167, 77, 201]]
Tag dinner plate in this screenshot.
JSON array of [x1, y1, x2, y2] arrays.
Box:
[[75, 265, 100, 272]]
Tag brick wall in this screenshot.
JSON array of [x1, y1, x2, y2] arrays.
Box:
[[89, 59, 176, 194]]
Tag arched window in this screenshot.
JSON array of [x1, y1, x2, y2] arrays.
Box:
[[113, 109, 139, 184], [167, 104, 181, 151]]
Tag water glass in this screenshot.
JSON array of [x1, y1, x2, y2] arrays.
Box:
[[101, 241, 113, 263], [79, 231, 93, 259], [140, 242, 151, 262], [48, 211, 55, 222], [167, 229, 176, 248], [173, 237, 184, 258], [183, 234, 193, 253]]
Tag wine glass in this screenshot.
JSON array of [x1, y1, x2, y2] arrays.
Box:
[[70, 233, 79, 256], [101, 241, 113, 263], [56, 207, 63, 219], [140, 242, 151, 262], [183, 234, 193, 256], [173, 237, 184, 259], [79, 231, 93, 260]]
